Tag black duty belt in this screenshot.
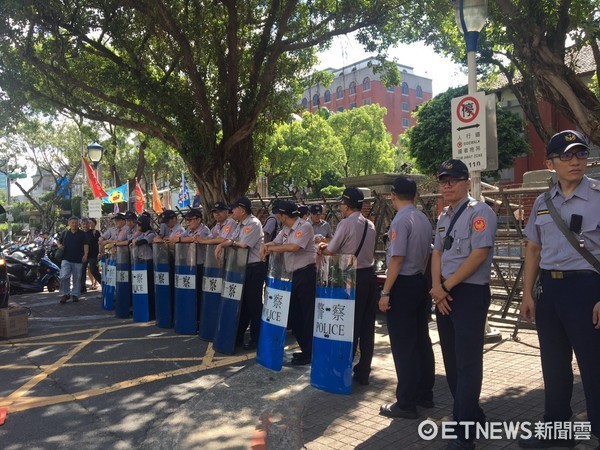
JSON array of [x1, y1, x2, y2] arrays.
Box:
[[541, 269, 599, 279], [292, 263, 316, 276]]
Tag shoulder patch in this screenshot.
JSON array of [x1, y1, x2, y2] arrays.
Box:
[[224, 225, 231, 233], [295, 230, 303, 238], [390, 230, 396, 241], [243, 226, 251, 234], [473, 217, 486, 232], [536, 209, 549, 216]]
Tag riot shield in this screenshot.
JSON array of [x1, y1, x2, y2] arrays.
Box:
[[311, 254, 357, 395], [101, 255, 116, 311], [199, 244, 224, 341], [256, 253, 292, 371], [131, 246, 155, 322], [153, 243, 172, 328], [174, 243, 197, 334], [213, 247, 249, 355], [115, 246, 131, 319]]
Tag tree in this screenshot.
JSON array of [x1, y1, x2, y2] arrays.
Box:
[[407, 86, 530, 176], [260, 113, 344, 197], [328, 105, 396, 178], [396, 0, 600, 145], [0, 0, 415, 206]]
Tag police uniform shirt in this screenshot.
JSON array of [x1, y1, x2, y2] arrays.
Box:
[[273, 218, 315, 272], [524, 175, 600, 271], [327, 211, 375, 269], [211, 217, 236, 239], [231, 215, 264, 263], [433, 196, 497, 284], [263, 214, 280, 243], [132, 230, 156, 260], [181, 224, 211, 264], [117, 224, 134, 241], [163, 223, 185, 239], [101, 226, 120, 241], [387, 205, 432, 275], [312, 220, 332, 239]]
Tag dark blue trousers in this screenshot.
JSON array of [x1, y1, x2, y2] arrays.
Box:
[[388, 273, 435, 408], [537, 271, 600, 437], [237, 262, 268, 344], [352, 267, 379, 379], [289, 264, 317, 356], [436, 282, 490, 441]]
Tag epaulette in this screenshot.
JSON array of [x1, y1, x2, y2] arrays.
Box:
[[590, 179, 600, 191]]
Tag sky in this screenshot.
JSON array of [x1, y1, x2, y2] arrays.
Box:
[[315, 35, 468, 96]]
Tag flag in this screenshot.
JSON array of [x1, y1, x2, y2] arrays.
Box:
[[82, 157, 108, 198], [134, 178, 145, 214], [103, 183, 128, 204], [152, 174, 163, 214], [178, 172, 190, 208]]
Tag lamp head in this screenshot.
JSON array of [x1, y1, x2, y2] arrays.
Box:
[[87, 141, 104, 166]]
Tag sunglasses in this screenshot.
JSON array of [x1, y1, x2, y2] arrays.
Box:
[[550, 149, 589, 161]]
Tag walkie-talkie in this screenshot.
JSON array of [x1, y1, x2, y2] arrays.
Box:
[[570, 214, 584, 247]]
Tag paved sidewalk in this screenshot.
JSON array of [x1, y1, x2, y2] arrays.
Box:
[[1, 288, 597, 449]]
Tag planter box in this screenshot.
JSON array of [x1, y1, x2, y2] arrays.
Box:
[[0, 306, 28, 338]]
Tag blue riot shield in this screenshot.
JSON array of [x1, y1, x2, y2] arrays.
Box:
[[213, 247, 249, 355], [174, 243, 197, 334], [115, 246, 131, 319], [131, 246, 154, 322], [311, 254, 356, 395], [153, 243, 172, 328], [199, 245, 224, 341], [256, 253, 292, 371], [102, 255, 116, 310]]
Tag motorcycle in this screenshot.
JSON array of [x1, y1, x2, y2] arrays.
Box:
[[0, 250, 9, 308], [5, 243, 60, 295]]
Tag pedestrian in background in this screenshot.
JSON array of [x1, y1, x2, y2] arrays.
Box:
[[57, 217, 89, 304], [430, 159, 497, 450], [309, 204, 332, 244], [520, 130, 600, 449], [81, 218, 101, 291]]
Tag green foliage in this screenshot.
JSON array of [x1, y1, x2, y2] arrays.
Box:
[[328, 105, 395, 178], [407, 86, 530, 176], [320, 185, 345, 198]]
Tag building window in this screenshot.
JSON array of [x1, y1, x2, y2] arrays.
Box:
[[402, 118, 410, 128], [350, 102, 357, 109], [416, 85, 423, 98], [363, 98, 372, 105], [312, 94, 319, 107], [301, 98, 308, 109], [337, 106, 344, 112], [362, 77, 371, 91], [336, 86, 343, 99], [402, 102, 409, 112], [401, 82, 409, 96], [324, 90, 331, 103], [349, 81, 357, 95]]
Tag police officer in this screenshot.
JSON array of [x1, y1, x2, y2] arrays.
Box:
[[263, 199, 282, 244], [154, 210, 185, 243], [114, 211, 138, 247], [130, 214, 157, 319], [215, 197, 266, 350], [430, 159, 497, 449], [297, 204, 309, 221], [519, 130, 600, 449], [207, 202, 236, 242], [378, 177, 435, 419], [262, 201, 316, 365], [99, 213, 126, 252], [318, 187, 377, 383], [309, 204, 332, 243]]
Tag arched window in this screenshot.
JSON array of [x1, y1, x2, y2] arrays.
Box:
[[416, 85, 423, 98], [336, 86, 344, 99], [324, 90, 331, 103], [312, 94, 320, 107], [301, 98, 308, 109], [349, 81, 357, 95], [362, 77, 371, 91], [401, 82, 409, 95]]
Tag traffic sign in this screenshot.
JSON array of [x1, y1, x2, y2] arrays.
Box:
[[451, 91, 487, 171]]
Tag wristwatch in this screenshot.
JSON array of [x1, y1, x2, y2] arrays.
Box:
[[380, 290, 390, 297]]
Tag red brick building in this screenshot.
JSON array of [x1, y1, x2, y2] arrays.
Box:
[[301, 58, 433, 144]]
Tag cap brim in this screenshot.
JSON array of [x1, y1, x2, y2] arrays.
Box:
[[562, 142, 590, 153]]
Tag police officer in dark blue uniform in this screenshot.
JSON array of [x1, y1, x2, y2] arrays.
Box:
[[520, 130, 600, 449], [430, 159, 497, 450]]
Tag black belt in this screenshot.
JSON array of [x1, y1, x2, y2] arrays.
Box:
[[292, 263, 316, 276], [247, 261, 265, 268], [357, 267, 375, 273], [541, 269, 599, 279]]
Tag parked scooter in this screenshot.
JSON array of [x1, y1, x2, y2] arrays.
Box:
[[5, 244, 60, 295], [0, 250, 9, 308]]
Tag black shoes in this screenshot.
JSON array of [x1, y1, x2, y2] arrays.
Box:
[[60, 295, 69, 304], [291, 352, 311, 365], [71, 296, 79, 302], [352, 373, 369, 386], [379, 403, 418, 419], [518, 436, 575, 448], [417, 399, 435, 409], [243, 340, 257, 350]]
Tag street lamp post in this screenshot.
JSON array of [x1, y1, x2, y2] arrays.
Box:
[[87, 141, 104, 183], [454, 0, 488, 201]]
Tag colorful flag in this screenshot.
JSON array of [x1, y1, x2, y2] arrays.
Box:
[[134, 179, 145, 214], [103, 183, 128, 204], [178, 172, 190, 208], [82, 157, 108, 199], [152, 174, 163, 214]]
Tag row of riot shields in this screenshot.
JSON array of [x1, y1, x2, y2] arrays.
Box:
[[255, 253, 357, 395]]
